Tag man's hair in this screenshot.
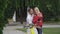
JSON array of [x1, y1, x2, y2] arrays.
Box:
[[28, 6, 33, 12]]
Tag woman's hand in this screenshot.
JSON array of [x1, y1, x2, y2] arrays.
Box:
[[36, 26, 41, 29], [34, 24, 41, 29], [34, 23, 38, 26]]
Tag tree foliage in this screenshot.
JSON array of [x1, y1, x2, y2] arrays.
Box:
[[0, 0, 8, 34], [0, 0, 60, 34], [0, 0, 20, 34], [25, 0, 60, 21]]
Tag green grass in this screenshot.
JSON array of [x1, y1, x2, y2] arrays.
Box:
[[16, 28, 60, 34], [43, 28, 60, 34], [16, 28, 27, 32]]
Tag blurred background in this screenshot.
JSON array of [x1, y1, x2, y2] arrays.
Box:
[[0, 0, 60, 34]]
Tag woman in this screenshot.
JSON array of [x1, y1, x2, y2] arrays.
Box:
[[26, 7, 38, 34], [32, 7, 43, 34]]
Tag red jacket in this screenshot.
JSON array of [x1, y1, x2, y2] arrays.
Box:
[[32, 13, 43, 27]]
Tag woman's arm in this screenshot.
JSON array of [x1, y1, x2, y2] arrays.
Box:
[[32, 16, 39, 24]]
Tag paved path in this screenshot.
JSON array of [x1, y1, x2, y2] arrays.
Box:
[[3, 24, 60, 34], [3, 30, 25, 34], [3, 26, 25, 34], [43, 24, 60, 28]]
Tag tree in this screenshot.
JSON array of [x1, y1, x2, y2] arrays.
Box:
[[0, 0, 8, 34]]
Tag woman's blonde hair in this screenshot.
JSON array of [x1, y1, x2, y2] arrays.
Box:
[[34, 7, 43, 17], [34, 7, 40, 13]]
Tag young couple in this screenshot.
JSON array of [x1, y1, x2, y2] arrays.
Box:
[[26, 6, 43, 34]]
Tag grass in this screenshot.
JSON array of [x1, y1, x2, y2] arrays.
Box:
[[16, 28, 27, 32], [43, 28, 60, 34], [16, 28, 60, 34]]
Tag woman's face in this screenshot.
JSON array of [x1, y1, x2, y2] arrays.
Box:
[[29, 9, 33, 14], [34, 8, 38, 14]]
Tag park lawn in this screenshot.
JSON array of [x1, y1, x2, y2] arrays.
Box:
[[16, 28, 27, 32], [16, 28, 60, 34], [43, 28, 60, 34]]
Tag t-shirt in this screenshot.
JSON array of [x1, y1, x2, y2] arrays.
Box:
[[26, 13, 33, 24], [33, 12, 43, 27]]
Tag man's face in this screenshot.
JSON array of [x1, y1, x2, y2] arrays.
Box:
[[29, 9, 33, 14]]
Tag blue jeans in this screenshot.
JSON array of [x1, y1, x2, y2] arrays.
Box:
[[37, 28, 42, 34]]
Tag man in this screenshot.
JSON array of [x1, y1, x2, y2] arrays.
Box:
[[26, 7, 38, 34]]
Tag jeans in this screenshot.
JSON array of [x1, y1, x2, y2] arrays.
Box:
[[37, 28, 42, 34]]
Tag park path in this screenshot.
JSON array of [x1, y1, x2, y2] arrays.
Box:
[[3, 24, 60, 34], [3, 26, 25, 34], [43, 24, 60, 28]]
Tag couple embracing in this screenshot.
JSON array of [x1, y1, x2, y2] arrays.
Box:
[[26, 6, 43, 34]]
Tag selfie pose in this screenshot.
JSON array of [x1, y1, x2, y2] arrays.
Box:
[[33, 7, 43, 34], [26, 7, 38, 34]]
